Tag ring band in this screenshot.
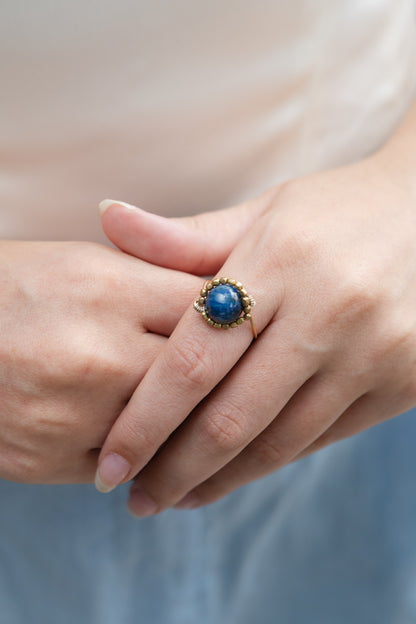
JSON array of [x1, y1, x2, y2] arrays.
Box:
[[193, 277, 257, 339]]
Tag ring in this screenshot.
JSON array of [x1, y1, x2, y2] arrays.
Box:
[[193, 277, 257, 339]]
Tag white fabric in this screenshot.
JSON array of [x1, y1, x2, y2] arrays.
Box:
[[0, 0, 415, 243]]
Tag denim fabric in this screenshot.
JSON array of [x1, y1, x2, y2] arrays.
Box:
[[1, 408, 415, 624]]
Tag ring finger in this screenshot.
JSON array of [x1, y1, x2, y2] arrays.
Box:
[[127, 319, 321, 515]]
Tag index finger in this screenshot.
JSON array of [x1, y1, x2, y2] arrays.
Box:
[[94, 270, 277, 494]]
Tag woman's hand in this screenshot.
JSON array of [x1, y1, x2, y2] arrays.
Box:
[[97, 153, 416, 516], [0, 240, 200, 484]]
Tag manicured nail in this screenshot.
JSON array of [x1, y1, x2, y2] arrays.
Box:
[[173, 492, 201, 510], [98, 199, 139, 217], [127, 483, 159, 518], [94, 453, 131, 493]]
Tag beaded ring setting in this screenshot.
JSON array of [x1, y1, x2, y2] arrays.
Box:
[[193, 277, 257, 339]]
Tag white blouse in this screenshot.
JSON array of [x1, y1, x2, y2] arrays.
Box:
[[0, 0, 415, 243]]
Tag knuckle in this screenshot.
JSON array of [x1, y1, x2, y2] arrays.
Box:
[[55, 341, 128, 392], [380, 316, 416, 356], [37, 341, 90, 389], [79, 349, 125, 386], [319, 270, 381, 332], [169, 337, 213, 391], [1, 449, 43, 484], [341, 274, 379, 316], [369, 316, 416, 390], [202, 400, 248, 454], [251, 435, 284, 468]]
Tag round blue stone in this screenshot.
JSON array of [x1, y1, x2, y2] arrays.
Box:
[[205, 284, 243, 324]]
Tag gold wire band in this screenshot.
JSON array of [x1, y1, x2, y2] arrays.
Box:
[[249, 315, 258, 340]]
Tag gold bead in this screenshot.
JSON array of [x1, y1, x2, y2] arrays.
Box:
[[213, 279, 220, 286], [230, 322, 238, 328], [220, 277, 227, 284], [201, 289, 207, 297], [237, 318, 244, 325], [228, 279, 236, 286], [207, 319, 214, 326], [221, 324, 230, 329], [206, 282, 213, 290], [202, 312, 208, 319], [240, 288, 248, 296], [199, 297, 205, 305], [245, 313, 252, 320], [242, 297, 250, 307], [214, 323, 221, 328], [236, 282, 243, 289]]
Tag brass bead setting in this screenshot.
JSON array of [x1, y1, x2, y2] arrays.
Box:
[[193, 277, 257, 339]]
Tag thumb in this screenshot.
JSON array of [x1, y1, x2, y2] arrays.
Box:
[[98, 187, 278, 275]]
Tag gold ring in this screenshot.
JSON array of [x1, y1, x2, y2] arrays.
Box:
[[193, 277, 257, 339]]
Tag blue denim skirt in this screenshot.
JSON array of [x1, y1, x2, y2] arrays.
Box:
[[1, 407, 415, 624]]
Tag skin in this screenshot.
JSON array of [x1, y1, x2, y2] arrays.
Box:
[[0, 240, 201, 483], [96, 101, 416, 517]]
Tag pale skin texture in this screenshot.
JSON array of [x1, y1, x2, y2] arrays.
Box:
[[0, 240, 201, 483], [96, 101, 416, 517]]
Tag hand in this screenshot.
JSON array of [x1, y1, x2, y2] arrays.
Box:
[[97, 154, 416, 515], [0, 240, 200, 484]]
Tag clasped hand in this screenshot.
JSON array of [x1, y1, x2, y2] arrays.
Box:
[[0, 240, 201, 483], [95, 154, 416, 517]]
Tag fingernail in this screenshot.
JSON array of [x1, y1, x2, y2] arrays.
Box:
[[173, 492, 201, 510], [128, 483, 159, 518], [94, 453, 131, 493], [98, 199, 139, 217]]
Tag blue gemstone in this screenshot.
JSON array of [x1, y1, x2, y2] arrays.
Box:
[[205, 284, 243, 324]]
